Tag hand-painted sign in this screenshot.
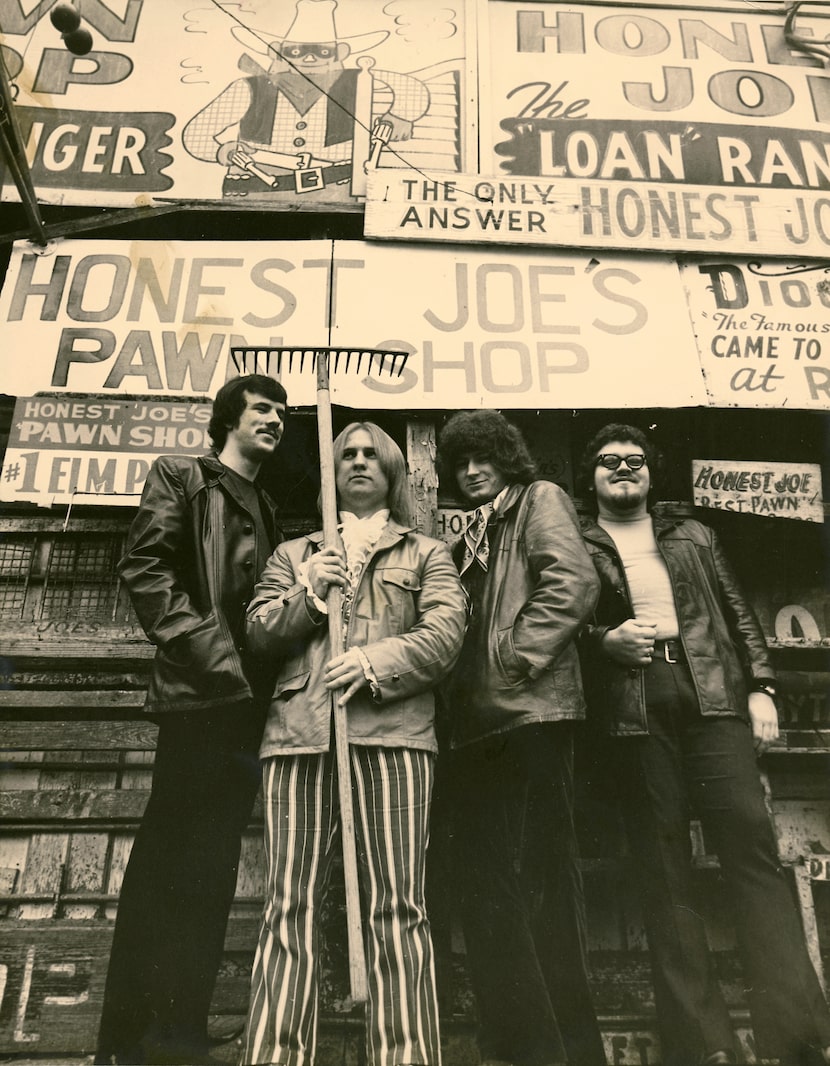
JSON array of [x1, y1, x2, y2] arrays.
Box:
[[0, 0, 472, 209], [692, 459, 824, 522], [365, 171, 830, 256], [0, 238, 708, 410], [477, 2, 830, 255], [679, 259, 830, 409], [0, 395, 211, 505]]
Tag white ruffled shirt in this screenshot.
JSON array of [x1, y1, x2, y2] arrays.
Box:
[[298, 509, 391, 695]]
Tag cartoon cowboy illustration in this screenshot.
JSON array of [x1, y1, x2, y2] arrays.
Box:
[[182, 0, 430, 201]]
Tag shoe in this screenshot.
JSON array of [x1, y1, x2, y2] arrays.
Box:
[[699, 1053, 736, 1066]]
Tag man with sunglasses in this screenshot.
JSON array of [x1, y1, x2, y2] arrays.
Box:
[[578, 423, 830, 1066]]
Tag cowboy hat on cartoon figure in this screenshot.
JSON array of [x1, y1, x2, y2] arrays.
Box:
[[182, 0, 430, 200]]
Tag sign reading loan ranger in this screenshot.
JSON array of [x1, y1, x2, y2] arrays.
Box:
[[692, 460, 823, 523]]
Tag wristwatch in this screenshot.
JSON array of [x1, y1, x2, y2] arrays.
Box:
[[752, 680, 778, 698]]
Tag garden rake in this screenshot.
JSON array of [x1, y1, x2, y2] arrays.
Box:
[[231, 345, 409, 1006]]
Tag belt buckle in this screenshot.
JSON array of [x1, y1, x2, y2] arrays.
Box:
[[294, 164, 325, 193], [663, 640, 679, 664]]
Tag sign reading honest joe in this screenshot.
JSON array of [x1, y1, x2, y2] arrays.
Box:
[[692, 459, 824, 522]]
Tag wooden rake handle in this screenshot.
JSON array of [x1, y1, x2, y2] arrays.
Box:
[[228, 345, 410, 1007], [316, 353, 369, 1007]]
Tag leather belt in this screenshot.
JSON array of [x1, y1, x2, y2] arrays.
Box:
[[653, 638, 685, 664], [224, 160, 352, 194]]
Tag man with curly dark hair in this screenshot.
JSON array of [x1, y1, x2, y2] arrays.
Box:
[[436, 409, 605, 1066]]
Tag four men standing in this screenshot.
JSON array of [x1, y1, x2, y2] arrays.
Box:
[[102, 384, 829, 1066]]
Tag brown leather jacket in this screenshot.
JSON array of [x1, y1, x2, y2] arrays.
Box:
[[119, 454, 280, 715], [579, 513, 776, 736], [447, 481, 600, 748], [248, 523, 466, 757]]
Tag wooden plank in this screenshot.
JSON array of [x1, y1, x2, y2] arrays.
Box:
[[406, 421, 439, 538], [0, 791, 266, 825], [0, 721, 157, 751], [777, 670, 830, 728], [0, 636, 154, 662], [0, 691, 146, 711], [0, 790, 151, 825]]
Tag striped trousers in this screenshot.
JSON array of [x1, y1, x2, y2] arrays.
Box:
[[241, 746, 441, 1066]]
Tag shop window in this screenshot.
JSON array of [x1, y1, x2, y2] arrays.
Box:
[[0, 537, 36, 617], [40, 534, 126, 622]]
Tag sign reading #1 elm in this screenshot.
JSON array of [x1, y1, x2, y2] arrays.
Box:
[[0, 396, 211, 507]]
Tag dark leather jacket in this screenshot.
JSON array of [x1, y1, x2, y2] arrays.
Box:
[[447, 481, 600, 747], [579, 513, 775, 736], [119, 454, 280, 715]]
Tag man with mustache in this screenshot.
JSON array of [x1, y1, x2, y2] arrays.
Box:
[[96, 374, 287, 1066]]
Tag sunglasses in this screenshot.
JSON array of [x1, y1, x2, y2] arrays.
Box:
[[595, 453, 647, 471], [280, 42, 336, 60]]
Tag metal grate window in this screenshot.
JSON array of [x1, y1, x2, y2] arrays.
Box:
[[0, 538, 36, 617], [40, 535, 124, 621]]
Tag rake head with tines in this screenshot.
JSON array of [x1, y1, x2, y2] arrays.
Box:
[[230, 346, 410, 379]]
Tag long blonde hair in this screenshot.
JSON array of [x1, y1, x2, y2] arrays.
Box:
[[332, 422, 413, 525]]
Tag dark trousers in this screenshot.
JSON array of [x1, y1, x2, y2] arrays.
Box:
[[612, 659, 830, 1066], [95, 704, 265, 1065], [451, 722, 605, 1066]]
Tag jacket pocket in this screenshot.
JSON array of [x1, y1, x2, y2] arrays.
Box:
[[165, 611, 221, 668], [379, 567, 421, 631], [273, 669, 311, 699], [494, 626, 525, 686], [380, 567, 422, 592]]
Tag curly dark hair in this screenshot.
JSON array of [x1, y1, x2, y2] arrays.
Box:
[[208, 374, 288, 451], [577, 422, 664, 508], [437, 411, 538, 499]]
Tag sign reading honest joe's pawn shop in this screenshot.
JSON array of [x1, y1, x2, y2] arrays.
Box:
[[692, 460, 823, 522]]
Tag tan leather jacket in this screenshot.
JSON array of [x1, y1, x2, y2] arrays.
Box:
[[447, 481, 600, 748], [247, 522, 467, 757], [119, 454, 280, 715]]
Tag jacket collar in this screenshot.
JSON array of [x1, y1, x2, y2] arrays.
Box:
[[307, 517, 414, 550], [198, 453, 277, 522], [580, 508, 683, 548], [467, 482, 527, 521]]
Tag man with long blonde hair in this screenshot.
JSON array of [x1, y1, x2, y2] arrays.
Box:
[[240, 422, 466, 1066]]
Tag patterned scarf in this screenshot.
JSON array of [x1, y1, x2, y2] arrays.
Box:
[[459, 501, 495, 575]]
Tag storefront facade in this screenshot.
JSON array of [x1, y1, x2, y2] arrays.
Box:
[[0, 1, 828, 1061]]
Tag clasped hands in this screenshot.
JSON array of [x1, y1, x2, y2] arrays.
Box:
[[307, 548, 368, 706]]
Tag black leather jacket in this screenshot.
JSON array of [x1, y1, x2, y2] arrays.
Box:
[[580, 513, 775, 736], [447, 481, 599, 747], [119, 454, 280, 714]]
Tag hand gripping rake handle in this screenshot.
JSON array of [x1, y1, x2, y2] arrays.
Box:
[[232, 346, 409, 1007]]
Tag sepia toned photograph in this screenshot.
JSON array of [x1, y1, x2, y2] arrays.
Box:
[[0, 2, 828, 1065]]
